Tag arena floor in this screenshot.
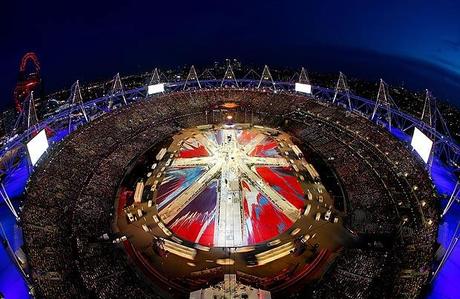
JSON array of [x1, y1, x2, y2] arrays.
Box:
[[115, 124, 351, 293]]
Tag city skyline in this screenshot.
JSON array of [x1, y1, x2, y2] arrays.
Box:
[[1, 0, 460, 110]]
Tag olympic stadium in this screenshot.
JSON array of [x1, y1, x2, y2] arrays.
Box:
[[0, 62, 459, 299]]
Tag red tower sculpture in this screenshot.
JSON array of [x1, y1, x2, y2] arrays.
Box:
[[13, 52, 41, 112]]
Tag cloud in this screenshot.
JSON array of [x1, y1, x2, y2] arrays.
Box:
[[442, 38, 460, 51]]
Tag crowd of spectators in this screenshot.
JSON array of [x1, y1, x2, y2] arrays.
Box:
[[21, 88, 438, 298], [284, 96, 438, 298], [22, 94, 209, 298]]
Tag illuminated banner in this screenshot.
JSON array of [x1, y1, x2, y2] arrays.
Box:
[[295, 83, 312, 94], [411, 127, 433, 163], [147, 83, 165, 95], [26, 129, 49, 165]]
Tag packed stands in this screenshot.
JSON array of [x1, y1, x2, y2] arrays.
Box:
[[22, 88, 437, 298]]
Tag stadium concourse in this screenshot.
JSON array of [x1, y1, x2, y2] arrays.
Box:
[[0, 67, 458, 299]]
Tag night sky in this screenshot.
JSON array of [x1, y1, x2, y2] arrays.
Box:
[[1, 0, 460, 109]]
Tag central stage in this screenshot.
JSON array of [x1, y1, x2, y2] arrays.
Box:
[[115, 122, 346, 294], [156, 125, 307, 247]]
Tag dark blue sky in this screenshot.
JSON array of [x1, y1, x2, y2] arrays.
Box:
[[1, 0, 460, 108]]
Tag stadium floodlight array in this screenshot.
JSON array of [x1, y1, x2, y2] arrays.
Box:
[[411, 127, 433, 164], [221, 63, 238, 87], [67, 80, 89, 133], [371, 79, 396, 129], [257, 65, 276, 90], [184, 65, 201, 90], [332, 72, 352, 110], [298, 67, 311, 85], [12, 91, 39, 137], [26, 129, 49, 166], [148, 68, 161, 86], [108, 73, 127, 106]]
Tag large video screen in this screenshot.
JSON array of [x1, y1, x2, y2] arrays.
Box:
[[147, 83, 165, 95], [26, 129, 49, 166], [295, 82, 312, 94], [411, 127, 433, 163]]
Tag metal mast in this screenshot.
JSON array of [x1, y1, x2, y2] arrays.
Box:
[[431, 222, 460, 281], [371, 79, 395, 129], [419, 90, 456, 173], [332, 72, 351, 110], [257, 65, 276, 90], [108, 73, 127, 106], [221, 63, 238, 87], [442, 180, 460, 217], [298, 67, 311, 85], [421, 90, 452, 139], [12, 91, 39, 136], [67, 80, 89, 133], [184, 65, 201, 90], [421, 90, 434, 129], [419, 90, 438, 171], [26, 91, 39, 131], [0, 182, 19, 220], [148, 68, 161, 85]]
